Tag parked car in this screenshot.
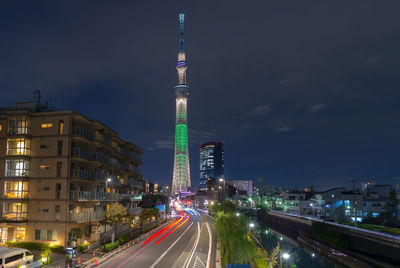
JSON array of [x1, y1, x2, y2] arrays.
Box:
[[0, 247, 34, 268]]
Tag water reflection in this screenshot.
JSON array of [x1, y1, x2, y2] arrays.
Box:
[[257, 227, 343, 268]]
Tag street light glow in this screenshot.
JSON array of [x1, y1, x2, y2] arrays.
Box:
[[282, 253, 290, 259], [249, 223, 255, 228], [219, 178, 224, 182], [107, 178, 111, 182], [236, 213, 240, 216]]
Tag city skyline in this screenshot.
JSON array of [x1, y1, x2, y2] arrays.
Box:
[[0, 1, 399, 189]]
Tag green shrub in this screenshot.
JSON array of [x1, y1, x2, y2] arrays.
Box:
[[117, 234, 131, 245], [311, 223, 350, 249], [5, 241, 64, 253], [105, 241, 120, 252], [77, 244, 88, 252]]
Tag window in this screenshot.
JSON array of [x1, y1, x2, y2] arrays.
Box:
[[59, 120, 64, 135], [8, 117, 31, 135], [56, 162, 62, 177], [41, 123, 53, 128], [5, 160, 30, 177], [40, 144, 49, 149], [37, 208, 49, 213], [40, 165, 51, 170], [57, 141, 63, 155], [55, 205, 60, 213], [6, 138, 31, 156], [4, 181, 28, 198], [35, 229, 57, 241], [5, 253, 24, 264], [56, 183, 61, 199], [16, 227, 25, 241], [2, 202, 27, 220]]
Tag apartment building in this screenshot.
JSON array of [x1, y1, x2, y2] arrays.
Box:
[[0, 101, 144, 247]]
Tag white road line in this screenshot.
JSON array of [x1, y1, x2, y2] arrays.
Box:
[[206, 221, 212, 268], [184, 222, 200, 268], [149, 222, 194, 268]]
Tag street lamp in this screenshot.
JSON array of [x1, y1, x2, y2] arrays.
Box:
[[103, 178, 112, 250], [280, 252, 290, 268], [236, 213, 240, 217], [248, 223, 255, 236], [219, 178, 225, 203]]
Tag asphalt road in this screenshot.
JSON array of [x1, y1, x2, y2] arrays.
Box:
[[98, 208, 215, 268]]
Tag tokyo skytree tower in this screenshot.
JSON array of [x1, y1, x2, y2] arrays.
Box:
[[172, 13, 191, 194]]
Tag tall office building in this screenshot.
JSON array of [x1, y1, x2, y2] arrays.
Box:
[[199, 142, 224, 191], [172, 14, 191, 194], [0, 101, 144, 247]]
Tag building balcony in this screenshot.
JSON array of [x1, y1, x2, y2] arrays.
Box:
[[2, 212, 28, 222], [94, 192, 121, 201], [69, 210, 104, 223], [70, 191, 91, 201], [127, 207, 142, 215], [130, 179, 143, 189], [71, 169, 92, 180], [72, 148, 93, 161], [95, 152, 110, 164], [72, 127, 94, 141]]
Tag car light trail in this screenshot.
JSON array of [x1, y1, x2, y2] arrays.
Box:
[[154, 216, 189, 245], [142, 217, 184, 245], [184, 222, 200, 268], [149, 222, 194, 268]]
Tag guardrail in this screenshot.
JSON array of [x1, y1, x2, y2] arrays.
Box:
[[269, 210, 400, 242]]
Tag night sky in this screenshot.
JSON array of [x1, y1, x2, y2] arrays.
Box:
[[1, 1, 400, 190]]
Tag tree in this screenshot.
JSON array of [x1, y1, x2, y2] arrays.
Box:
[[41, 247, 52, 265], [68, 228, 83, 243], [383, 189, 399, 226], [105, 202, 127, 235]]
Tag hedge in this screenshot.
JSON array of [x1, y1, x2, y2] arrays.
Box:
[[5, 241, 64, 253]]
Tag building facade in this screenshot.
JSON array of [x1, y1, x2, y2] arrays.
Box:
[[199, 142, 224, 191], [172, 13, 191, 194], [226, 180, 253, 195], [0, 101, 144, 247]]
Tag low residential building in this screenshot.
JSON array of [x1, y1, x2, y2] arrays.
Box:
[[0, 101, 144, 247], [226, 179, 253, 195]]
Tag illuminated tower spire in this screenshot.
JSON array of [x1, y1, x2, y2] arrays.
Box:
[[172, 13, 191, 194]]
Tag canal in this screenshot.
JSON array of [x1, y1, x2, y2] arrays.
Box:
[[253, 225, 344, 268]]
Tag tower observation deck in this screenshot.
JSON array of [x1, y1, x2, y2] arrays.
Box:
[[172, 13, 191, 194]]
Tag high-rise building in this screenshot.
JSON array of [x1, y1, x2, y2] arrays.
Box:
[[199, 142, 224, 191], [172, 14, 191, 194], [0, 101, 144, 247], [226, 179, 253, 195]]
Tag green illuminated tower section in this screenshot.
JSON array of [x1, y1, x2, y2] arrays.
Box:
[[172, 13, 191, 194]]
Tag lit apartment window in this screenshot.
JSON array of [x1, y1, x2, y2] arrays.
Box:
[[5, 160, 30, 177], [39, 165, 51, 170], [0, 125, 2, 131], [2, 202, 27, 221], [6, 138, 31, 155], [8, 117, 31, 135], [41, 123, 53, 128], [4, 181, 28, 199], [16, 227, 25, 241], [59, 120, 64, 135]]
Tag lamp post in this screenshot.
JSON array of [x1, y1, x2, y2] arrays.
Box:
[[103, 178, 111, 250], [219, 178, 225, 203], [248, 223, 254, 236], [280, 252, 290, 268]]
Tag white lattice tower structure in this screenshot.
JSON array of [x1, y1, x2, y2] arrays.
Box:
[[172, 13, 191, 194]]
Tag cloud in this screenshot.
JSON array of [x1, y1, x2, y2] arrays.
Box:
[[236, 104, 271, 119], [276, 78, 292, 86], [147, 138, 174, 151], [276, 126, 292, 132], [308, 103, 327, 114]]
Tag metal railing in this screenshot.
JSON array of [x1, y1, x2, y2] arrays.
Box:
[[71, 169, 92, 180], [69, 210, 104, 223], [72, 127, 94, 141], [70, 191, 91, 200]]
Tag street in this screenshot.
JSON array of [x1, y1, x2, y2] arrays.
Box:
[[98, 209, 215, 268]]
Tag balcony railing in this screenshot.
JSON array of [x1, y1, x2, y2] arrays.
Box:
[[70, 191, 91, 200], [94, 192, 121, 201], [128, 207, 142, 215], [71, 169, 92, 180], [72, 148, 93, 161], [69, 210, 104, 223], [72, 127, 94, 141], [130, 179, 143, 189], [3, 212, 28, 221]]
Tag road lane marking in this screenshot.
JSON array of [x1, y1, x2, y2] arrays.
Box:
[[184, 222, 200, 268], [206, 221, 212, 268], [149, 222, 194, 268], [194, 255, 206, 268]]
